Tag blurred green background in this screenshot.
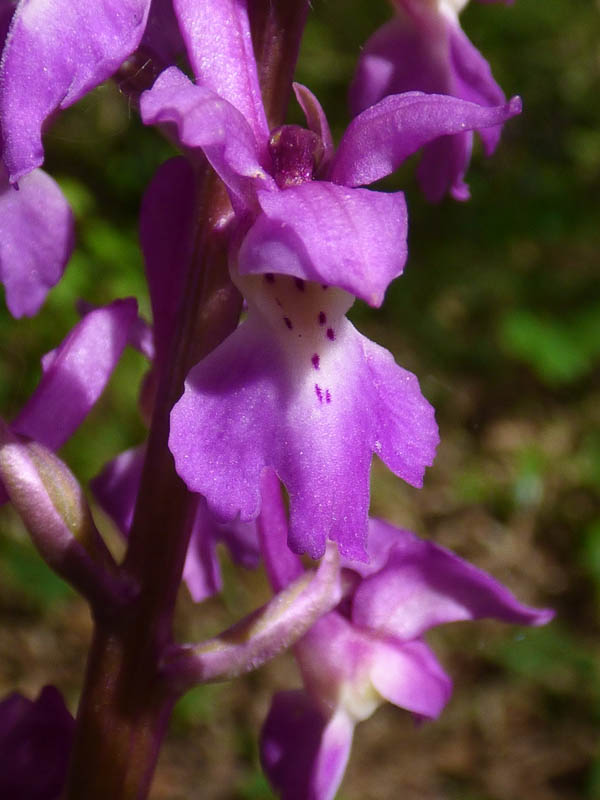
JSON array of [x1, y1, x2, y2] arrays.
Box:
[[1, 0, 599, 798]]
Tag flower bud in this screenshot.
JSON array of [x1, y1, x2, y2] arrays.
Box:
[[0, 418, 129, 610]]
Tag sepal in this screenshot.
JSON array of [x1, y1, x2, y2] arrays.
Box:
[[0, 165, 75, 317], [161, 543, 341, 689], [260, 692, 353, 800], [0, 0, 153, 181]]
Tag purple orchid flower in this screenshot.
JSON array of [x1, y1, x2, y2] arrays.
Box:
[[0, 0, 156, 183], [138, 1, 520, 562], [256, 471, 553, 800], [350, 0, 513, 202], [0, 0, 185, 316], [0, 2, 74, 317], [0, 685, 74, 800], [0, 163, 75, 317]]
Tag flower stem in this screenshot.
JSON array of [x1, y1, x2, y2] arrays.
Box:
[[64, 170, 239, 799], [64, 3, 311, 796], [249, 0, 310, 129]]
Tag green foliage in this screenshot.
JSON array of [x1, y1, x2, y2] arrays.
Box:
[[236, 771, 277, 800], [172, 685, 223, 731], [0, 530, 74, 610], [580, 520, 600, 603], [494, 625, 600, 718], [500, 307, 600, 385]]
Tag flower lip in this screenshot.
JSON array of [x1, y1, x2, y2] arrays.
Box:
[[269, 124, 324, 189]]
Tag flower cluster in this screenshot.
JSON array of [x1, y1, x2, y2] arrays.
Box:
[[0, 2, 552, 799]]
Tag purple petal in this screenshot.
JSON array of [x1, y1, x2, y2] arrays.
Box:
[[183, 498, 222, 603], [360, 336, 439, 487], [140, 156, 196, 367], [292, 83, 335, 173], [0, 165, 74, 317], [416, 130, 473, 202], [298, 612, 450, 720], [340, 516, 407, 578], [258, 468, 304, 592], [238, 182, 408, 307], [170, 278, 437, 561], [172, 0, 269, 150], [11, 299, 138, 450], [331, 91, 521, 189], [76, 300, 154, 361], [218, 516, 260, 571], [369, 637, 452, 719], [170, 311, 372, 561], [140, 67, 275, 211], [347, 12, 512, 202], [127, 315, 155, 361], [447, 22, 506, 156], [349, 16, 452, 115], [260, 691, 353, 800], [91, 445, 145, 535], [352, 522, 555, 640], [0, 0, 152, 181], [185, 499, 261, 604], [0, 685, 74, 800]]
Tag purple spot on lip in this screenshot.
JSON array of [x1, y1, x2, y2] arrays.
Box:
[[311, 354, 320, 370], [325, 389, 331, 404], [275, 297, 282, 307], [315, 384, 323, 403], [265, 273, 275, 283], [295, 278, 305, 291], [284, 317, 293, 329], [318, 311, 326, 325], [321, 284, 329, 291], [326, 328, 335, 341]]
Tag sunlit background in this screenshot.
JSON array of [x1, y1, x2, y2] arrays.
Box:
[[1, 1, 599, 797]]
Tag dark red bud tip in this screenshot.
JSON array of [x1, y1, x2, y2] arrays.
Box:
[[269, 125, 324, 189]]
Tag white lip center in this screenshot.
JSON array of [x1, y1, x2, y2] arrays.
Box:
[[232, 270, 356, 406], [439, 0, 469, 17]]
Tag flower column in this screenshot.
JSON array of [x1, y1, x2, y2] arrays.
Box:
[[64, 3, 310, 798]]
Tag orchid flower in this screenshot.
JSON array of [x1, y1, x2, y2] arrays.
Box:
[[0, 162, 75, 317], [0, 0, 184, 183], [138, 1, 520, 562], [256, 471, 553, 800], [0, 0, 184, 316], [350, 0, 514, 202], [0, 2, 74, 317]]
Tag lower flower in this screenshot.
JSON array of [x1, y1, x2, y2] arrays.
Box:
[[258, 507, 553, 800]]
